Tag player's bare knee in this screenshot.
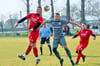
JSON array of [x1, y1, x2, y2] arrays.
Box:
[[40, 44, 43, 47], [29, 43, 33, 46], [32, 43, 36, 48]]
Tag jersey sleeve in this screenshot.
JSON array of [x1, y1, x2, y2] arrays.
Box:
[[38, 17, 43, 24], [61, 18, 69, 26], [90, 29, 95, 36], [76, 30, 81, 36], [45, 18, 53, 24], [25, 13, 33, 19]]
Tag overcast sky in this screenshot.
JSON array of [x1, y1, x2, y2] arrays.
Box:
[[0, 0, 80, 20]]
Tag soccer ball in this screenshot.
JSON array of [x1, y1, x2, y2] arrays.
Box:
[[44, 6, 50, 12]]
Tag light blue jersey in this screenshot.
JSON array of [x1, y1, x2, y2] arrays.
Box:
[[39, 26, 51, 38]]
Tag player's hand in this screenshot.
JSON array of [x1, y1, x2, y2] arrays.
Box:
[[36, 27, 40, 31], [72, 36, 74, 39], [93, 37, 96, 40], [38, 38, 41, 41], [14, 23, 19, 28], [46, 37, 49, 39], [29, 28, 33, 32]]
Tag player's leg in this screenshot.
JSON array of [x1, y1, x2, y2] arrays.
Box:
[[52, 39, 63, 66], [60, 37, 74, 66], [32, 43, 40, 65], [18, 43, 32, 60], [40, 38, 45, 55], [46, 37, 52, 56], [75, 50, 81, 64], [18, 35, 33, 60], [75, 46, 86, 64], [80, 46, 86, 62]]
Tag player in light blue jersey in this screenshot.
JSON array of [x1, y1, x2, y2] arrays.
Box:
[[37, 13, 81, 66], [39, 23, 52, 56]]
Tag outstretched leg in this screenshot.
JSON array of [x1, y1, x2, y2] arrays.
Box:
[[18, 43, 32, 60], [47, 43, 52, 56], [64, 46, 74, 66], [53, 48, 63, 66]]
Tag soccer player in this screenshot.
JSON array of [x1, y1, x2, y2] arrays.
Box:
[[72, 22, 96, 64], [39, 23, 52, 56], [38, 13, 81, 66], [14, 7, 43, 65]]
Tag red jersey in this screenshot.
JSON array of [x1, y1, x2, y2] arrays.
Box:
[[76, 29, 94, 44], [25, 13, 43, 34]]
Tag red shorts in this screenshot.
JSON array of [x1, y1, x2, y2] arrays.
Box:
[[76, 43, 88, 52], [29, 32, 39, 44]]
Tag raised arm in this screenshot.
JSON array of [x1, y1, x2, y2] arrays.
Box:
[[69, 21, 81, 28], [90, 30, 96, 40], [15, 17, 27, 28], [72, 30, 81, 39]]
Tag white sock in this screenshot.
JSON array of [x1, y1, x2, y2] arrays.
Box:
[[23, 54, 27, 58], [36, 57, 39, 60]]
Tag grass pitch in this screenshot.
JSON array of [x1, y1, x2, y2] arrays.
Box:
[[0, 36, 100, 66]]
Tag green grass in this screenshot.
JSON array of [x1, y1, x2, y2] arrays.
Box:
[[0, 36, 100, 66]]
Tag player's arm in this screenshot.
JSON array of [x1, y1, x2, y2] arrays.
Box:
[[72, 30, 81, 39], [69, 21, 81, 28], [92, 34, 96, 40], [14, 17, 27, 28], [72, 35, 78, 39], [90, 30, 96, 40], [29, 22, 41, 32], [36, 18, 52, 31]]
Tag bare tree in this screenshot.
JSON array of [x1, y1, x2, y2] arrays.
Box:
[[50, 0, 54, 18], [66, 0, 70, 20], [0, 21, 4, 32], [0, 15, 5, 32], [70, 5, 81, 21], [85, 0, 100, 22], [81, 0, 85, 23]]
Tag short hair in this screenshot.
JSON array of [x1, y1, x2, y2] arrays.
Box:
[[82, 22, 87, 25], [37, 6, 42, 9], [55, 13, 60, 15]]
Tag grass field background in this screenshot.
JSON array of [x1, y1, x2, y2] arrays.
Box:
[[0, 36, 100, 66]]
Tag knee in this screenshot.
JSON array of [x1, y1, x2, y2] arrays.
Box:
[[32, 43, 36, 48], [53, 48, 57, 52], [40, 44, 43, 47]]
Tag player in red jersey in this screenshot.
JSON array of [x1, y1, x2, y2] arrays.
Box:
[[72, 22, 96, 64], [14, 7, 43, 65]]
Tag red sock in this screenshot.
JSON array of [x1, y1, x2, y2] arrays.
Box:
[[80, 53, 84, 58], [25, 45, 32, 55], [76, 53, 81, 63], [33, 48, 38, 57]]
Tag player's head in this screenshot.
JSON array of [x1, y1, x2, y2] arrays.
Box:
[[82, 22, 87, 29], [36, 7, 42, 14], [54, 13, 60, 21]]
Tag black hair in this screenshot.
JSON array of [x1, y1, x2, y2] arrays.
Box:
[[55, 13, 60, 15], [37, 6, 42, 9], [82, 22, 87, 25]]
